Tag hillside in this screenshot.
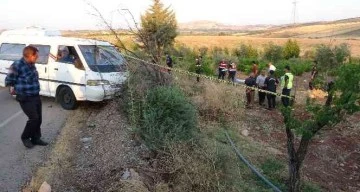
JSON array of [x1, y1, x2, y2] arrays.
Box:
[[250, 17, 360, 38], [179, 20, 275, 32], [178, 17, 360, 38]]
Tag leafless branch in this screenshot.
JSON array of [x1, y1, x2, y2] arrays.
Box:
[[84, 0, 138, 57]]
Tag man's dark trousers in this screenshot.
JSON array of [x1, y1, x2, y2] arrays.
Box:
[[218, 69, 226, 80], [258, 88, 266, 105], [281, 89, 291, 107], [267, 94, 276, 109], [18, 95, 42, 140]]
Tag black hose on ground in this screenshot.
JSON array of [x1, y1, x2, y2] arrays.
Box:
[[225, 131, 283, 192]]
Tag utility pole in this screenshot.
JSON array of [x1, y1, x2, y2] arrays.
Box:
[[292, 0, 298, 25]]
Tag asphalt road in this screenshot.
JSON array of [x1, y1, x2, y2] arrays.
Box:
[[0, 87, 68, 191]]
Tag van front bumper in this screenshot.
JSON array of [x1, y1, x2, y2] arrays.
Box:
[[86, 85, 123, 101]]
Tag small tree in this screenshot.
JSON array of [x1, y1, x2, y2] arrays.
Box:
[[263, 42, 283, 62], [233, 44, 259, 59], [334, 43, 351, 64], [138, 0, 178, 63], [315, 43, 351, 71], [283, 39, 300, 59], [281, 62, 359, 191]]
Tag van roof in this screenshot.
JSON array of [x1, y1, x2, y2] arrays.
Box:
[[0, 28, 112, 46]]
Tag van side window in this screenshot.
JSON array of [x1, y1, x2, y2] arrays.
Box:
[[30, 45, 50, 64], [0, 43, 26, 61], [57, 46, 84, 70]]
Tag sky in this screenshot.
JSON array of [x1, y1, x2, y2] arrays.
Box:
[[0, 0, 359, 30]]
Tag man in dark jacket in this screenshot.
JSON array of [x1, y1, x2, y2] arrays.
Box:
[[264, 70, 279, 110], [5, 46, 48, 148], [166, 54, 173, 73]]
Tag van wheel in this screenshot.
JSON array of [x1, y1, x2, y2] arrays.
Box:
[[58, 87, 77, 110]]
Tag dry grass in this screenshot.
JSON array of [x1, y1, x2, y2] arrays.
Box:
[[256, 21, 360, 38], [67, 32, 360, 57], [24, 109, 89, 191], [174, 73, 246, 122], [176, 36, 360, 57]]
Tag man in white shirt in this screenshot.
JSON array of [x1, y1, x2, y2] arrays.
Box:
[[268, 62, 276, 72]]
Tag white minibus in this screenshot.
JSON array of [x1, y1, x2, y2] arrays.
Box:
[[0, 28, 127, 110]]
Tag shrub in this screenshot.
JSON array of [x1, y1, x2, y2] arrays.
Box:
[[232, 44, 259, 59], [139, 86, 198, 150], [303, 50, 315, 60], [198, 46, 209, 56], [211, 46, 224, 56], [174, 44, 197, 59], [315, 43, 351, 72], [314, 44, 336, 71], [237, 58, 267, 74], [334, 43, 351, 64], [188, 56, 215, 76], [273, 59, 312, 77], [283, 39, 300, 59], [263, 42, 283, 62]]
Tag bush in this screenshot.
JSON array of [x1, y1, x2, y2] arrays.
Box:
[[270, 59, 312, 77], [315, 43, 351, 72], [211, 46, 224, 56], [283, 39, 300, 59], [334, 43, 351, 64], [188, 56, 215, 76], [237, 58, 267, 74], [139, 86, 198, 150], [263, 42, 283, 62], [303, 50, 316, 60], [198, 46, 209, 56], [232, 44, 259, 59]]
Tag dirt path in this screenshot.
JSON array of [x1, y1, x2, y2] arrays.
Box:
[[26, 100, 151, 192]]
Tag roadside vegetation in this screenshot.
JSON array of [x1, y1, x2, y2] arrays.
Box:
[[117, 0, 360, 192], [62, 0, 360, 191]]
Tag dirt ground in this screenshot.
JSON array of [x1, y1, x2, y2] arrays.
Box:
[[25, 71, 358, 192], [25, 100, 154, 192], [243, 107, 360, 192], [237, 72, 360, 192]]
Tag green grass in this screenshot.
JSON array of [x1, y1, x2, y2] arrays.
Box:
[[302, 183, 323, 192]]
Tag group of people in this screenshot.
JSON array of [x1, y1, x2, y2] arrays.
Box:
[[167, 54, 295, 110], [217, 59, 238, 82], [245, 62, 294, 110]]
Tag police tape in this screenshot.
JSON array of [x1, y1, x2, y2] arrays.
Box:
[[122, 54, 294, 100]]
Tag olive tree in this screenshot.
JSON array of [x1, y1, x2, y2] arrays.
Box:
[[282, 61, 359, 191]]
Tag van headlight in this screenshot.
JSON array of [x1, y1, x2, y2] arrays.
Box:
[[87, 80, 110, 86]]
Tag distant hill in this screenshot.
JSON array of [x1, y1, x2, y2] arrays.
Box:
[[250, 17, 360, 38], [179, 20, 275, 32], [179, 17, 360, 38]]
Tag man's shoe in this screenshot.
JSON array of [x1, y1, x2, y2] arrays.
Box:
[[32, 139, 49, 146], [22, 139, 34, 149]]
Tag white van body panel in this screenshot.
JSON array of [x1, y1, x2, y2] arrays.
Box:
[[0, 29, 126, 103]]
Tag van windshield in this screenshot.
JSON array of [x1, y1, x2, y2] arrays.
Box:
[[79, 45, 126, 73]]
